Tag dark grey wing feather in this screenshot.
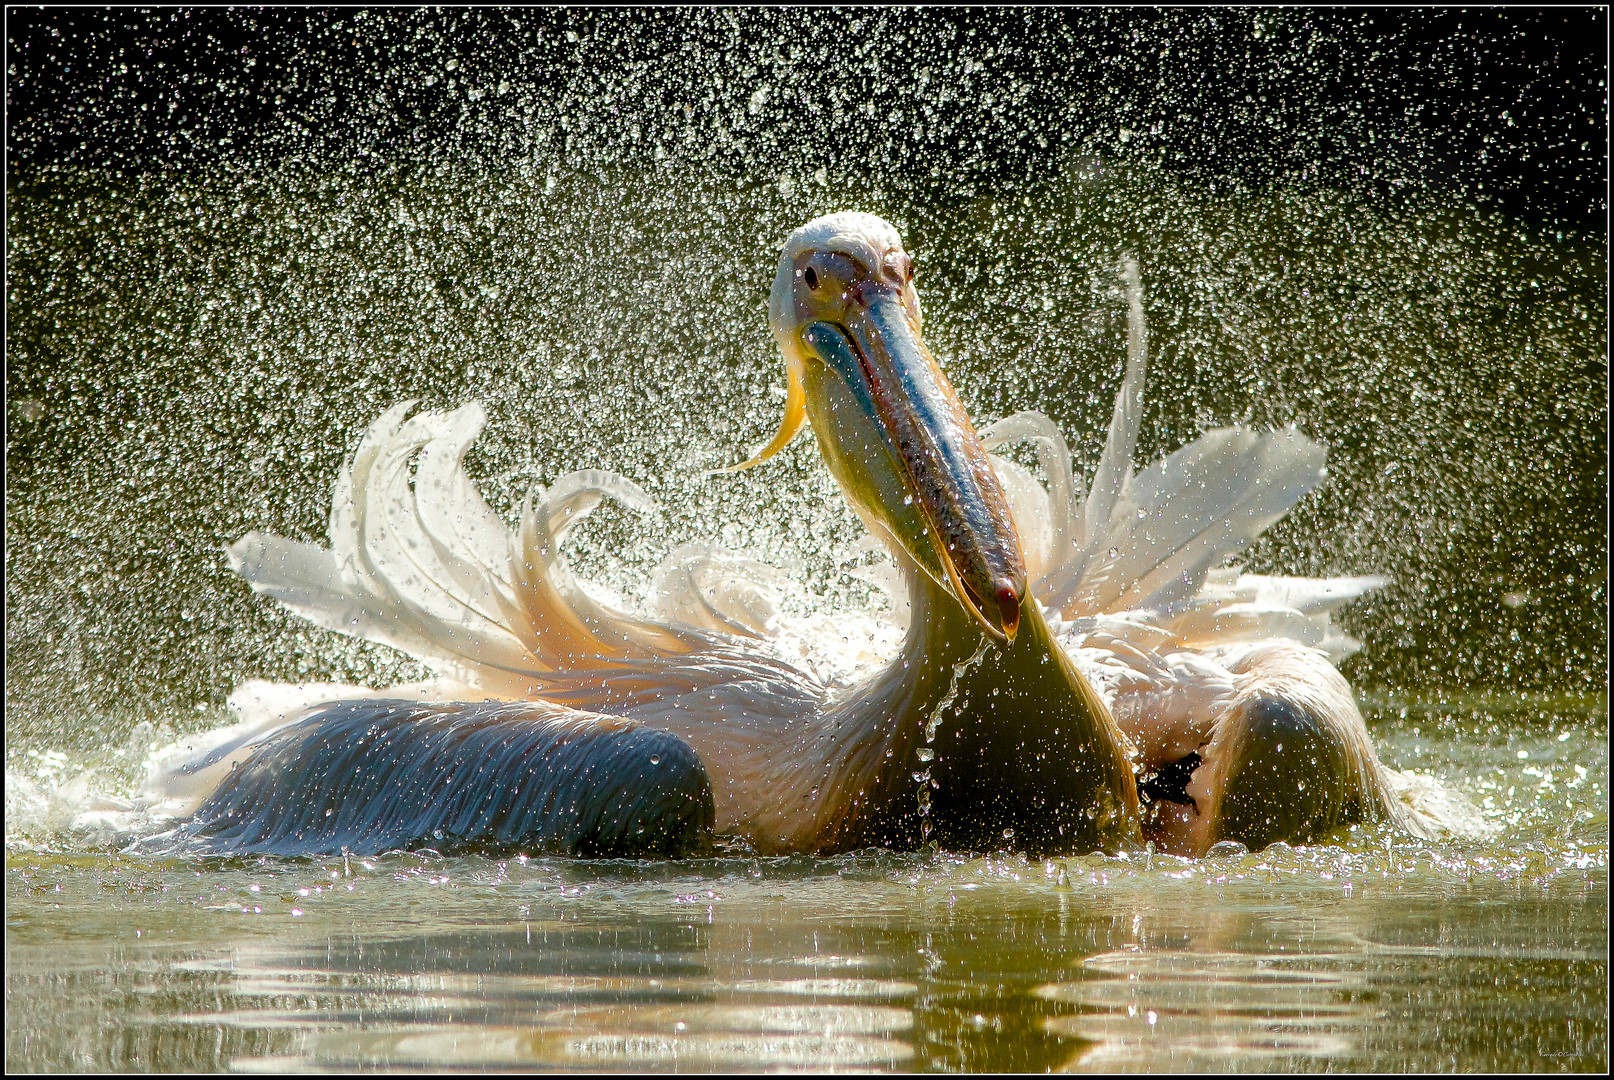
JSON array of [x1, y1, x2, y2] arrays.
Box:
[[139, 699, 713, 858]]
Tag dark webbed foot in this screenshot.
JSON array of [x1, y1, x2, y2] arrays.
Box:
[[141, 699, 714, 858]]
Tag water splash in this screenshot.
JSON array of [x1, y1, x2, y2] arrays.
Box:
[[916, 636, 993, 840]]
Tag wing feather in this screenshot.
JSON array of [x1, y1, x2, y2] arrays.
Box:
[[979, 259, 1385, 674], [987, 452, 1054, 579], [1082, 256, 1150, 544], [230, 401, 726, 698], [981, 409, 1084, 568], [649, 543, 783, 638]]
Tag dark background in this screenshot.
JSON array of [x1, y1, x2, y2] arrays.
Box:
[[7, 7, 1607, 229]]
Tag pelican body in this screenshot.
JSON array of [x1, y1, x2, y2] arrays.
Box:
[[161, 700, 713, 857], [139, 213, 1418, 860]]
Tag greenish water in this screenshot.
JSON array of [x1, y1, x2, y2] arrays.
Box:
[[8, 695, 1606, 1071], [5, 57, 1608, 1072], [6, 860, 1606, 1072]]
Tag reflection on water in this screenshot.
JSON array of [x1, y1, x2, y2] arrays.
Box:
[[8, 824, 1606, 1072], [1046, 941, 1602, 1072], [1045, 950, 1369, 1070], [7, 689, 1608, 1072]]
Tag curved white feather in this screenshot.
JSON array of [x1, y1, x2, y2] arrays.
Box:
[[509, 471, 697, 664], [1207, 572, 1390, 616], [988, 453, 1054, 579], [981, 409, 1084, 561], [327, 400, 416, 572], [649, 543, 783, 638], [410, 401, 535, 636], [1082, 256, 1150, 546]]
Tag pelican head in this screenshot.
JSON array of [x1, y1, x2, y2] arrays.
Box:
[[730, 212, 1026, 642]]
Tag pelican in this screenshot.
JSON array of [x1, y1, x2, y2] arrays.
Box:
[[137, 212, 1424, 860]]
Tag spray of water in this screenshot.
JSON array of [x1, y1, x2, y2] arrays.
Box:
[[915, 636, 994, 840], [4, 9, 1604, 848]]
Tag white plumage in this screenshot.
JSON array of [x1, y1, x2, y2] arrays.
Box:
[[142, 237, 1456, 854]]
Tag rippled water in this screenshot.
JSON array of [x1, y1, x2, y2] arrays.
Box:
[[7, 9, 1606, 1072], [8, 694, 1606, 1071]]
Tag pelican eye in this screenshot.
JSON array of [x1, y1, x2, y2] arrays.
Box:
[[804, 266, 820, 290]]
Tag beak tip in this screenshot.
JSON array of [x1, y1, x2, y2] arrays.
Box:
[[996, 582, 1021, 642]]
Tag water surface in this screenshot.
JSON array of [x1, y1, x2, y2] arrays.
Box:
[[8, 694, 1606, 1072]]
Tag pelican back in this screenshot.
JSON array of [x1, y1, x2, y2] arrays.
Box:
[[143, 700, 714, 858]]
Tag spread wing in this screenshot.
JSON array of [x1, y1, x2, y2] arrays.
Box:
[[226, 400, 719, 701], [980, 255, 1387, 665], [173, 400, 833, 844], [979, 255, 1409, 841]]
